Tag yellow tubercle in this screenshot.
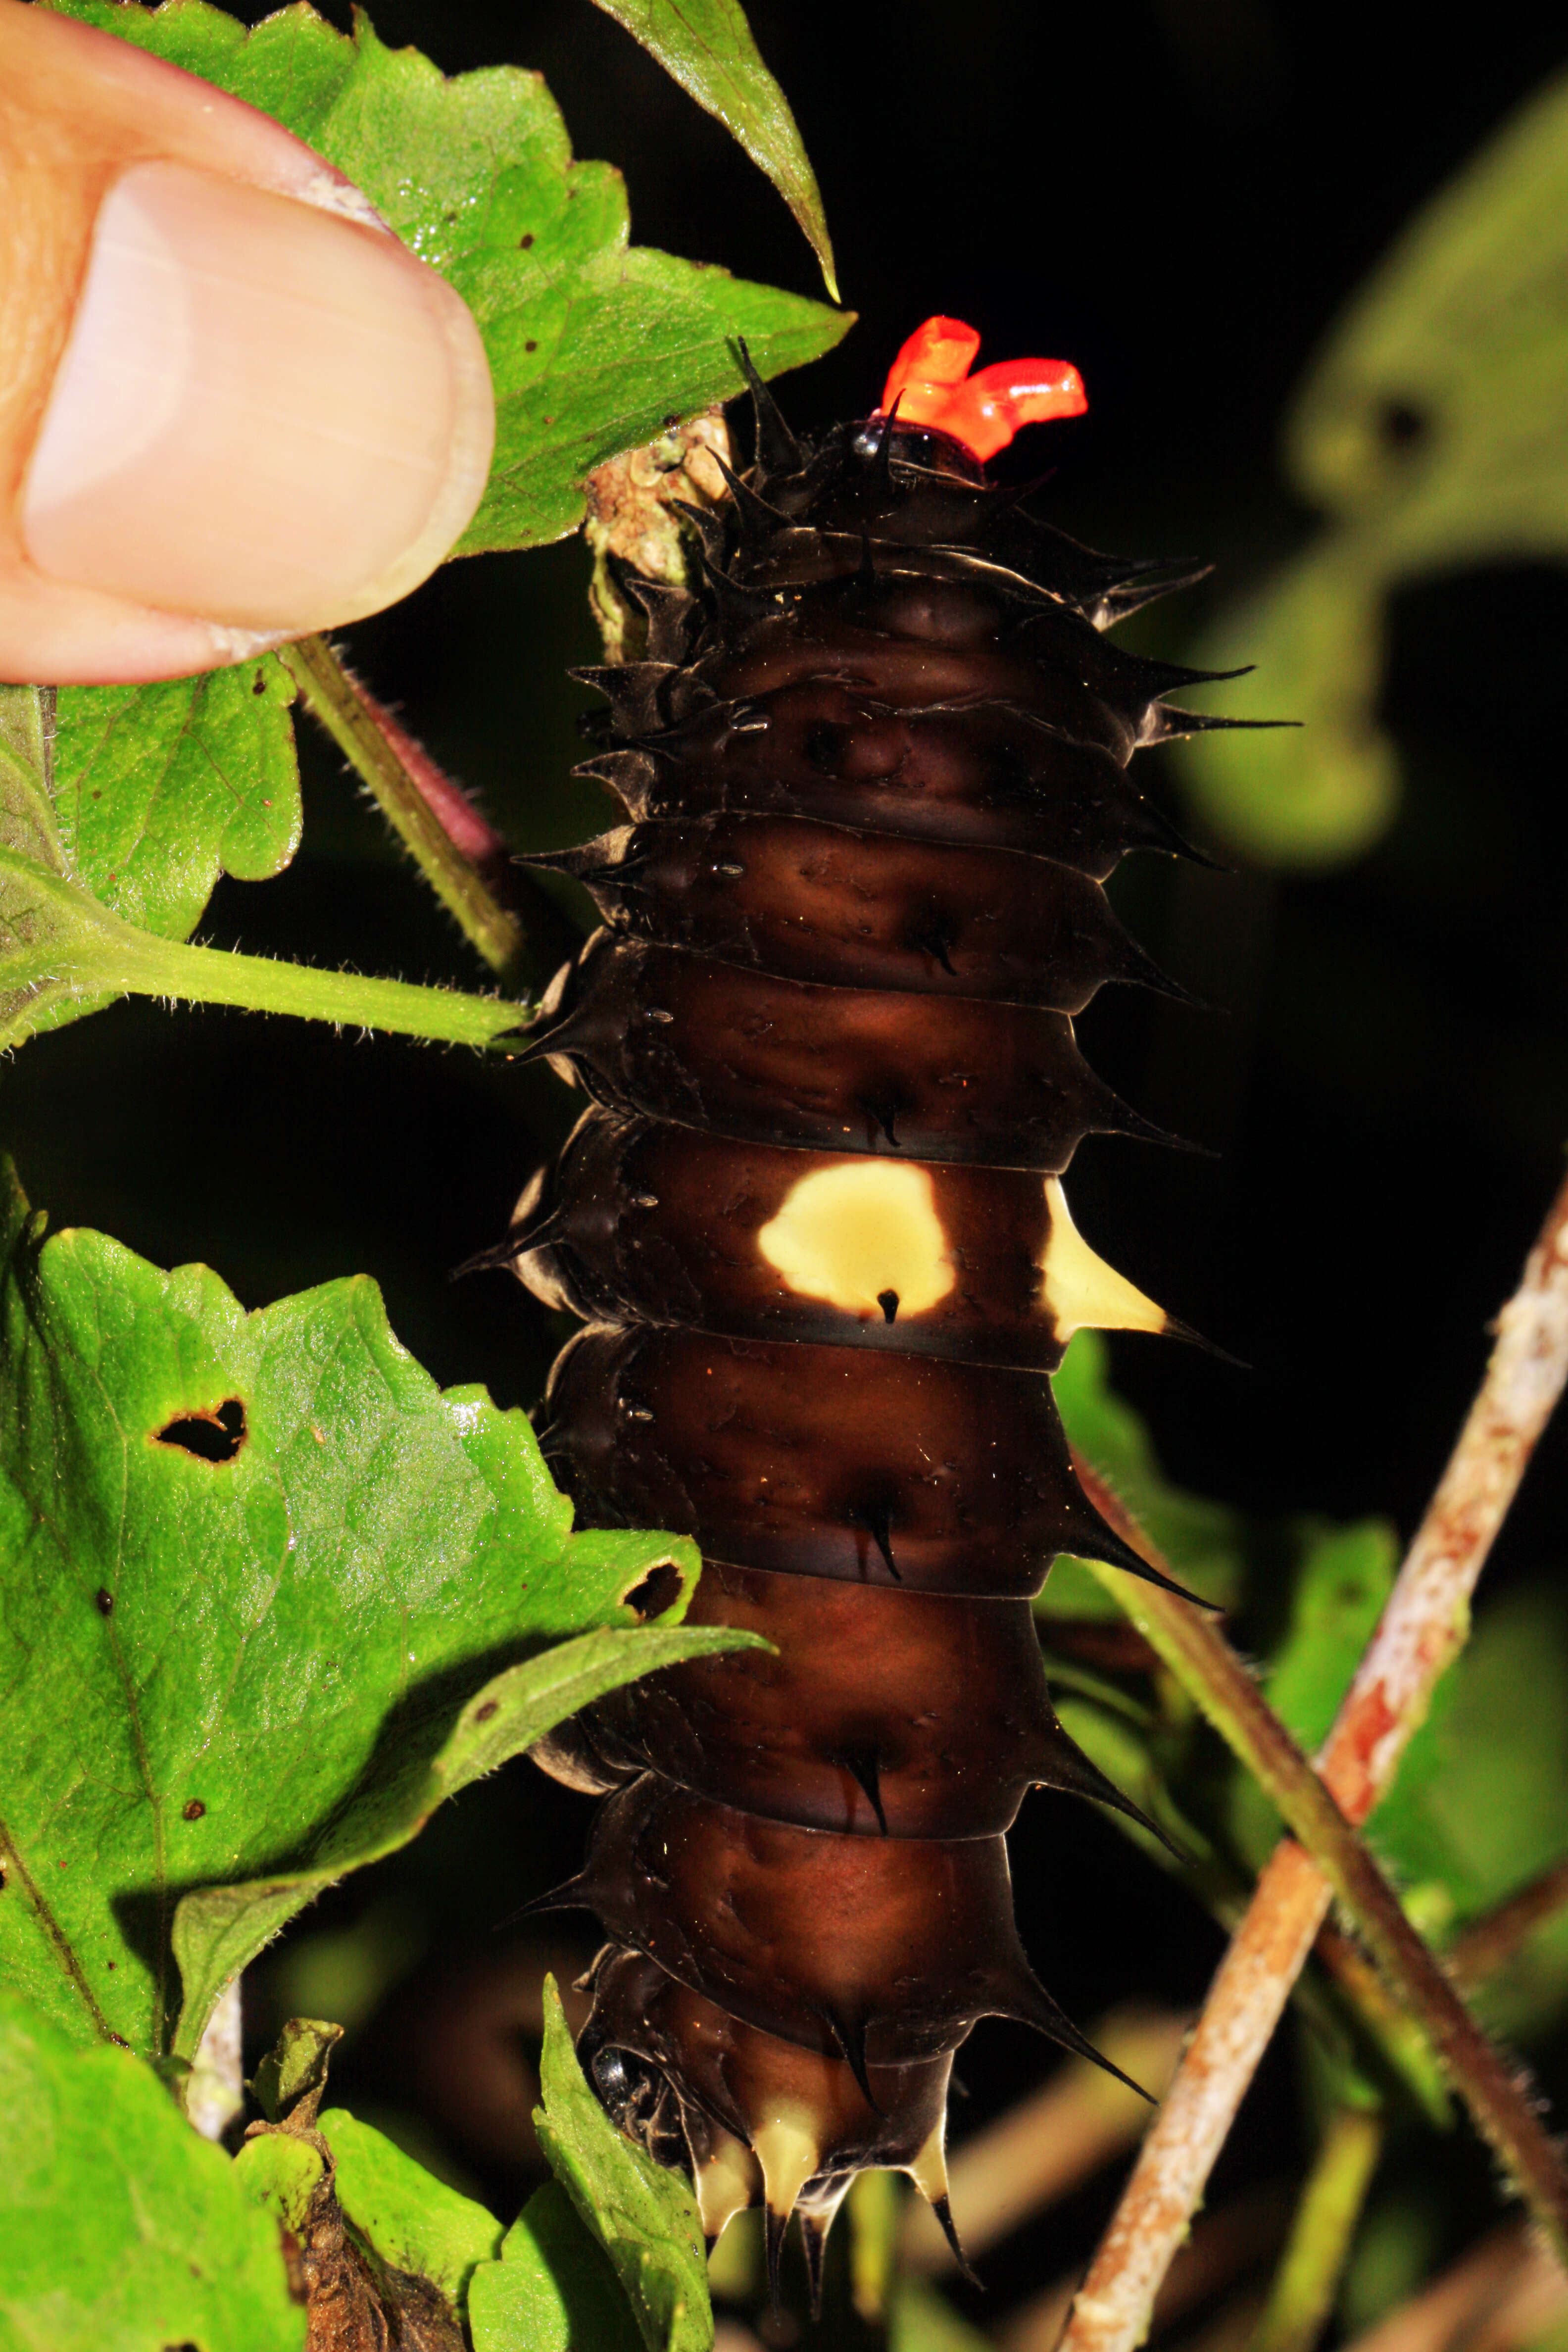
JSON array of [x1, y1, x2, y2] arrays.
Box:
[[904, 2117, 951, 2209], [753, 2105, 824, 2222], [1039, 1177, 1167, 1341], [695, 2128, 761, 2241]]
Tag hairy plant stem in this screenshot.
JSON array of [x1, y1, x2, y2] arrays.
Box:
[[1447, 1856, 1568, 1995], [279, 635, 538, 982], [4, 856, 531, 1048], [1060, 1165, 1568, 2352], [1247, 2103, 1385, 2352]]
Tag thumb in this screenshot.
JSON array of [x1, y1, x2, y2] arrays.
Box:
[[0, 0, 494, 686]]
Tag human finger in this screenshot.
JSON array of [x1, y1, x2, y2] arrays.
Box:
[[0, 0, 494, 685]]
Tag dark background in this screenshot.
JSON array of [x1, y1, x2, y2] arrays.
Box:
[[8, 0, 1568, 2331]]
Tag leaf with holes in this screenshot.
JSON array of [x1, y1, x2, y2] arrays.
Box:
[[0, 1987, 302, 2352], [1175, 67, 1568, 867], [0, 1161, 756, 2076], [47, 0, 851, 553]]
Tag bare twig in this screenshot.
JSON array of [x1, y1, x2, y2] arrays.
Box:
[[1059, 1167, 1568, 2352], [1072, 1468, 1568, 2273], [1001, 2187, 1293, 2352], [1446, 1857, 1568, 1997], [1310, 1922, 1449, 2124]]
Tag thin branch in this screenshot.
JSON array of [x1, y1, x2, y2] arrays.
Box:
[[1059, 1166, 1568, 2352], [1072, 1464, 1568, 2269], [280, 636, 578, 986], [1310, 1922, 1450, 2126], [1245, 1879, 1568, 2352], [1446, 1857, 1568, 1997], [1001, 2189, 1293, 2352]]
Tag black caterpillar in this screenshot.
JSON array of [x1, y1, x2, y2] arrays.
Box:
[[501, 320, 1238, 2306]]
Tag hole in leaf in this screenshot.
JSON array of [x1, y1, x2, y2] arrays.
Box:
[[155, 1399, 246, 1462], [621, 1560, 684, 1622], [1378, 398, 1428, 452]]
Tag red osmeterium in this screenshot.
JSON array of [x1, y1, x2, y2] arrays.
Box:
[[880, 315, 1087, 463]]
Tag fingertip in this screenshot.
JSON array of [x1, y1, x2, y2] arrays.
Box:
[[19, 161, 495, 643], [0, 3, 495, 683]]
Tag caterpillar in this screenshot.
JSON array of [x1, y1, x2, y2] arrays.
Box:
[[504, 317, 1236, 2307]]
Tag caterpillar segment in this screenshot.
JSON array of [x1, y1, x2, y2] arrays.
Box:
[[508, 318, 1234, 2304]]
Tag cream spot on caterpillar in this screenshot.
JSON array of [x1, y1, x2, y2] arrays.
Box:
[[757, 1162, 955, 1319], [1039, 1177, 1168, 1340], [904, 2113, 952, 2207], [696, 2125, 762, 2241], [753, 2104, 823, 2224]]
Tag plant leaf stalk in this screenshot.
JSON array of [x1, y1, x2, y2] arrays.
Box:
[[279, 635, 577, 986], [2, 854, 531, 1048], [1058, 1165, 1568, 2352]]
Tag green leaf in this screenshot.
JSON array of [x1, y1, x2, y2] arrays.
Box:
[[0, 1163, 753, 2070], [588, 0, 838, 300], [234, 2129, 327, 2235], [1262, 1519, 1400, 1755], [0, 671, 300, 1047], [469, 2179, 642, 2352], [53, 666, 300, 942], [889, 2280, 997, 2352], [0, 1988, 302, 2352], [1225, 1518, 1400, 1874], [534, 1975, 713, 2352], [317, 2107, 502, 2303], [1175, 65, 1568, 868], [1286, 67, 1568, 558], [16, 4, 846, 1044], [1358, 1591, 1568, 2044], [1171, 553, 1399, 868], [171, 1617, 756, 2066], [1376, 1591, 1568, 1919], [0, 683, 521, 1051], [49, 0, 851, 555], [253, 2016, 342, 2123]]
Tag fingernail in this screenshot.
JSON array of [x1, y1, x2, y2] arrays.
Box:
[[21, 160, 493, 633]]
